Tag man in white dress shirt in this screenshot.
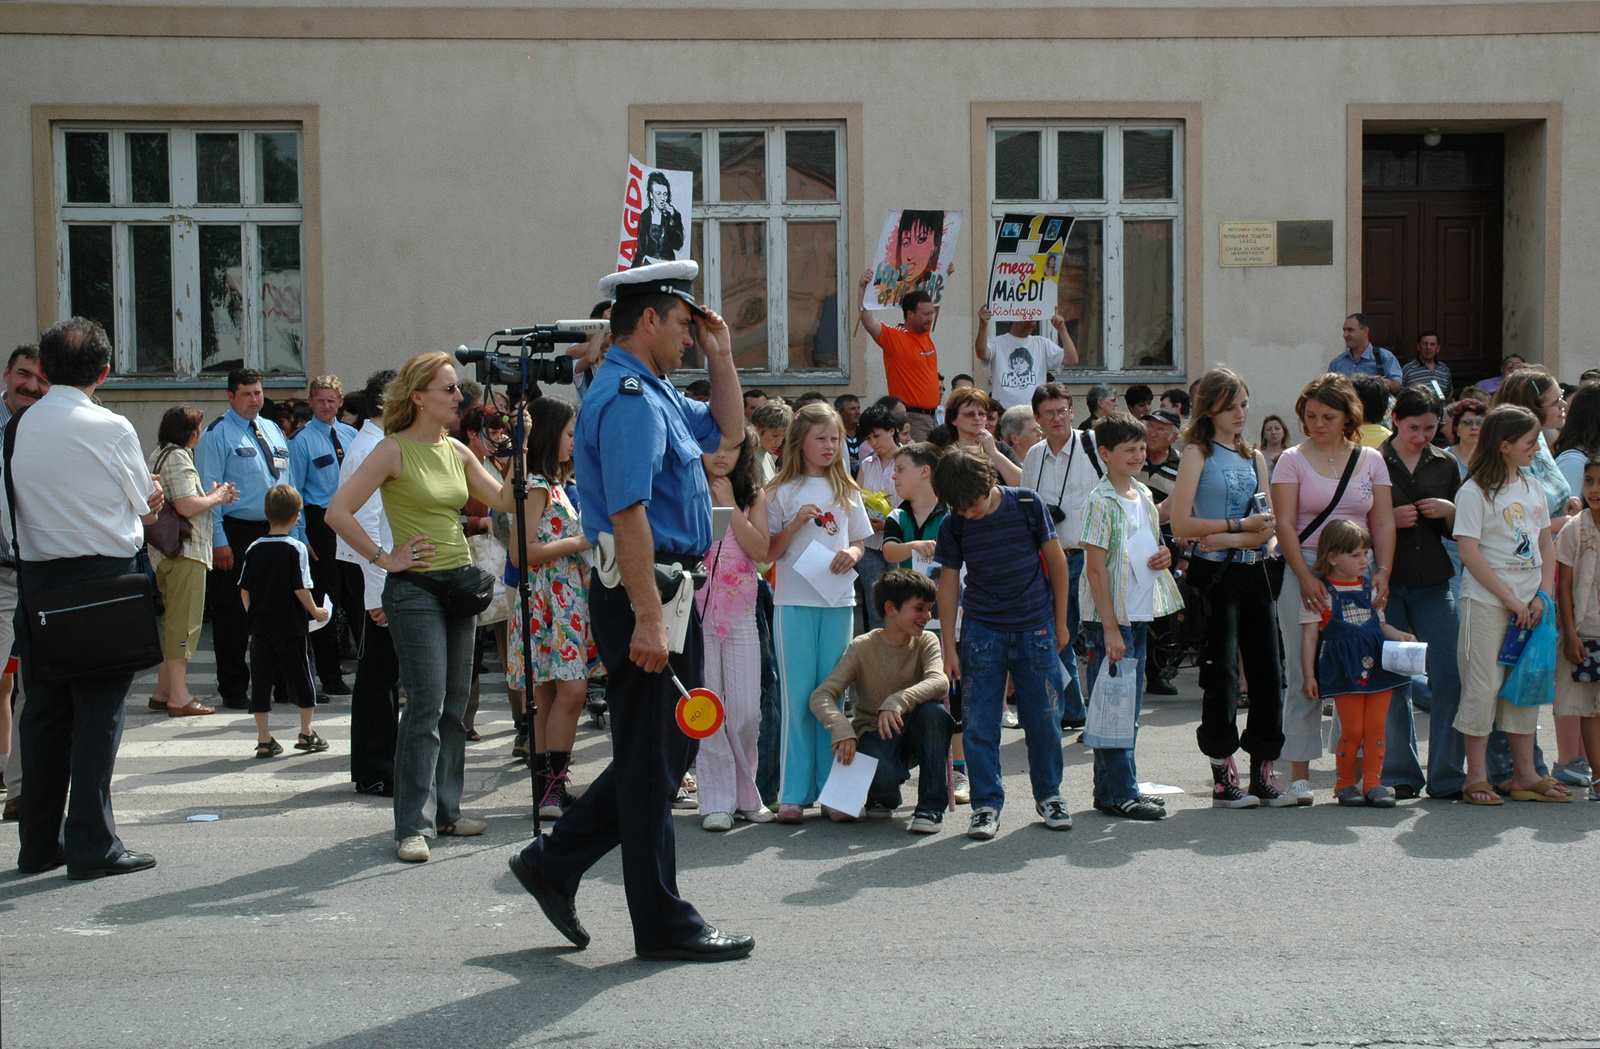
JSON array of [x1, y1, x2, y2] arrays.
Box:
[[8, 318, 162, 879], [334, 370, 401, 796]]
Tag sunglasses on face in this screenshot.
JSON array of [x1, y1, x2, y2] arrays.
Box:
[[427, 383, 463, 394]]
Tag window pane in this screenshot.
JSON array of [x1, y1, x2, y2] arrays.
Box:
[[256, 132, 300, 204], [682, 220, 706, 369], [129, 226, 174, 374], [994, 130, 1041, 200], [1057, 131, 1104, 200], [196, 133, 241, 204], [785, 129, 836, 201], [718, 131, 766, 202], [1122, 129, 1174, 200], [65, 132, 110, 203], [787, 221, 839, 371], [720, 221, 768, 370], [199, 225, 245, 373], [654, 131, 703, 203], [1363, 146, 1417, 188], [67, 225, 115, 344], [127, 132, 170, 205], [259, 226, 304, 375], [1056, 219, 1102, 370], [1123, 219, 1174, 369]]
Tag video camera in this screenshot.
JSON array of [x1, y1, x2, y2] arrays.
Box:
[[455, 319, 609, 387]]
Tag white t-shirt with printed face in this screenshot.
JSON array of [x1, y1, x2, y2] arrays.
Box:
[[983, 333, 1065, 411], [1455, 473, 1550, 606]]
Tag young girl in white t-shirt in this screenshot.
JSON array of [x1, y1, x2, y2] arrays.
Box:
[[765, 403, 872, 822], [1454, 404, 1567, 804]]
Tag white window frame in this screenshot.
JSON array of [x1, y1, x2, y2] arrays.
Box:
[[53, 122, 306, 382], [988, 120, 1185, 379], [647, 123, 848, 383]]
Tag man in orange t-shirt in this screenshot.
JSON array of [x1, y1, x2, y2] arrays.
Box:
[[857, 269, 942, 442]]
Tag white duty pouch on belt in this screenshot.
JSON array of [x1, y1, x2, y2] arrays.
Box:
[[594, 531, 696, 654]]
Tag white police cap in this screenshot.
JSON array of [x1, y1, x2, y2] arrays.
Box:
[[598, 261, 706, 319]]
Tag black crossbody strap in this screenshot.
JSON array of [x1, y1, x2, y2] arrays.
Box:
[[1298, 445, 1362, 546], [3, 407, 29, 562]]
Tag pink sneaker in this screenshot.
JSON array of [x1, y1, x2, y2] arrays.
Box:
[[821, 805, 856, 822], [775, 804, 804, 824]]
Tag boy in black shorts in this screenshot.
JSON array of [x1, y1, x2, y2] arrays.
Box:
[[239, 484, 331, 758]]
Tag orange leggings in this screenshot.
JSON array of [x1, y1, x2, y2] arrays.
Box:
[[1333, 689, 1392, 792]]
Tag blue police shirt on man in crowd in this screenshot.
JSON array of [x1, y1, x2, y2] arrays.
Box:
[[194, 409, 291, 547], [573, 344, 722, 557], [288, 416, 358, 541], [1328, 343, 1402, 384]]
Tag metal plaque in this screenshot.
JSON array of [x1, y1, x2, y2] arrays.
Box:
[[1276, 220, 1334, 266], [1219, 222, 1276, 267]]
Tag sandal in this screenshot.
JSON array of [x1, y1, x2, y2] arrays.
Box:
[[294, 731, 329, 753], [465, 728, 482, 742], [1508, 775, 1573, 802], [255, 738, 283, 760], [1462, 781, 1503, 806], [167, 700, 216, 718]]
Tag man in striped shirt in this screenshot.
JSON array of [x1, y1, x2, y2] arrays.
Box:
[[1400, 330, 1453, 400]]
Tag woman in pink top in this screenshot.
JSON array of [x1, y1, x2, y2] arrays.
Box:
[[1271, 373, 1396, 801], [695, 428, 774, 831]]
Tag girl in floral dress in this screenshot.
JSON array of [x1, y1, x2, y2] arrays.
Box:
[[696, 427, 775, 831], [507, 397, 595, 818]]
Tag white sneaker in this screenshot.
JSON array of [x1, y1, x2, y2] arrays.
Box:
[[736, 806, 775, 823], [701, 812, 734, 832], [1286, 779, 1315, 806], [967, 807, 1000, 840], [438, 817, 487, 836], [1035, 796, 1074, 830], [952, 771, 971, 805], [396, 836, 430, 863], [1002, 707, 1020, 729]]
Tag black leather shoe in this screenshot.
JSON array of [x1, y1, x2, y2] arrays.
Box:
[[220, 696, 250, 710], [1145, 679, 1178, 696], [354, 781, 393, 798], [320, 679, 352, 696], [1061, 717, 1086, 730], [17, 851, 66, 875], [67, 852, 156, 881], [636, 925, 754, 962], [508, 853, 589, 948]]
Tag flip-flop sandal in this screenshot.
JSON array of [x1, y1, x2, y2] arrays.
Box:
[[1462, 781, 1503, 806], [1509, 775, 1573, 802]]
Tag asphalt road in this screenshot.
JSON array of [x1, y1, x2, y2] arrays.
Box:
[[2, 631, 1598, 1049]]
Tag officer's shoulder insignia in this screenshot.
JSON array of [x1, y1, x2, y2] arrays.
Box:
[[205, 417, 226, 431], [619, 375, 643, 396]]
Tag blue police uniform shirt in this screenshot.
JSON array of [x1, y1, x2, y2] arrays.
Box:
[[1329, 344, 1402, 384], [194, 408, 292, 547], [574, 345, 723, 555], [287, 417, 358, 541]]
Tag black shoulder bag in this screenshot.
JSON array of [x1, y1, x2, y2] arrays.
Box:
[[3, 410, 162, 681], [1297, 446, 1363, 547]]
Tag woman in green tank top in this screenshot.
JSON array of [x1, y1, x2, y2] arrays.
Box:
[[327, 351, 520, 864]]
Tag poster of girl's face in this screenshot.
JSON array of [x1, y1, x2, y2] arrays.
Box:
[[865, 209, 963, 310]]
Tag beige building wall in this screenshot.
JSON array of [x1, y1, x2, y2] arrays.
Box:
[[1, 4, 1595, 441]]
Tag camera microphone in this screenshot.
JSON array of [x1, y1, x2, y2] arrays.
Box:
[[554, 319, 610, 335], [488, 320, 609, 338]]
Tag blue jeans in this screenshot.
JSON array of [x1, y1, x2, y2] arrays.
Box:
[[755, 580, 781, 804], [1058, 549, 1087, 722], [857, 702, 956, 812], [856, 546, 890, 632], [1487, 728, 1548, 784], [960, 617, 1064, 811], [383, 570, 477, 840], [1380, 582, 1466, 796], [1082, 622, 1147, 807]]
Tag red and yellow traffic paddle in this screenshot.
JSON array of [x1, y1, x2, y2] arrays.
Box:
[[671, 672, 725, 739]]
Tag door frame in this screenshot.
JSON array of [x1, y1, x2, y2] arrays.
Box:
[[1345, 103, 1562, 376]]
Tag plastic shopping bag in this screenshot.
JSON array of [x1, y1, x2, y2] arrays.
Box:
[[1082, 656, 1137, 750], [1499, 592, 1557, 707]]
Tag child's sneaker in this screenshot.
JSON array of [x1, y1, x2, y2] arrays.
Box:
[[1248, 759, 1297, 807], [774, 804, 804, 824], [1035, 796, 1073, 830], [967, 807, 1000, 840], [1336, 785, 1367, 806], [1285, 779, 1315, 805], [908, 809, 942, 834], [1365, 785, 1396, 808], [951, 771, 971, 805], [1211, 757, 1260, 808], [1106, 797, 1164, 820], [1553, 759, 1592, 787]]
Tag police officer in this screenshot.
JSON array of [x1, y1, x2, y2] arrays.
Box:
[[509, 261, 753, 962], [288, 374, 358, 696], [195, 367, 293, 709]]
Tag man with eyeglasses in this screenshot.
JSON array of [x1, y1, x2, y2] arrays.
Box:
[[1020, 383, 1104, 729], [195, 367, 294, 710]]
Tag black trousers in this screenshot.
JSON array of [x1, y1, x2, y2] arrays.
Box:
[[302, 505, 346, 688], [1189, 557, 1285, 762], [209, 517, 288, 703], [249, 633, 316, 713], [15, 556, 137, 872], [520, 570, 705, 953], [349, 611, 400, 790]]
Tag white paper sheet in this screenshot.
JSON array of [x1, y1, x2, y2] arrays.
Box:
[[816, 753, 880, 817], [1125, 527, 1161, 595], [307, 594, 334, 632], [1138, 782, 1185, 795], [1382, 640, 1428, 676], [794, 540, 858, 607]]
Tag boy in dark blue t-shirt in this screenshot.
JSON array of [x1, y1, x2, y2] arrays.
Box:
[[932, 447, 1073, 839]]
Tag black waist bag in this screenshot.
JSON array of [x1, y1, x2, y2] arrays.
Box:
[[404, 564, 497, 619], [27, 572, 162, 681]]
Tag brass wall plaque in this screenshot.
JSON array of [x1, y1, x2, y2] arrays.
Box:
[[1219, 222, 1277, 267], [1276, 220, 1334, 266]]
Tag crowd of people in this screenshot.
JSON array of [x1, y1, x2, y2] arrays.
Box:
[[6, 298, 1600, 882]]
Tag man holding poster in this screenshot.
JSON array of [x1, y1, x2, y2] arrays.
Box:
[[975, 304, 1078, 412], [857, 269, 943, 442]]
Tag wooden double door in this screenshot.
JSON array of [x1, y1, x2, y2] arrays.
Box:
[[1361, 134, 1503, 387]]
